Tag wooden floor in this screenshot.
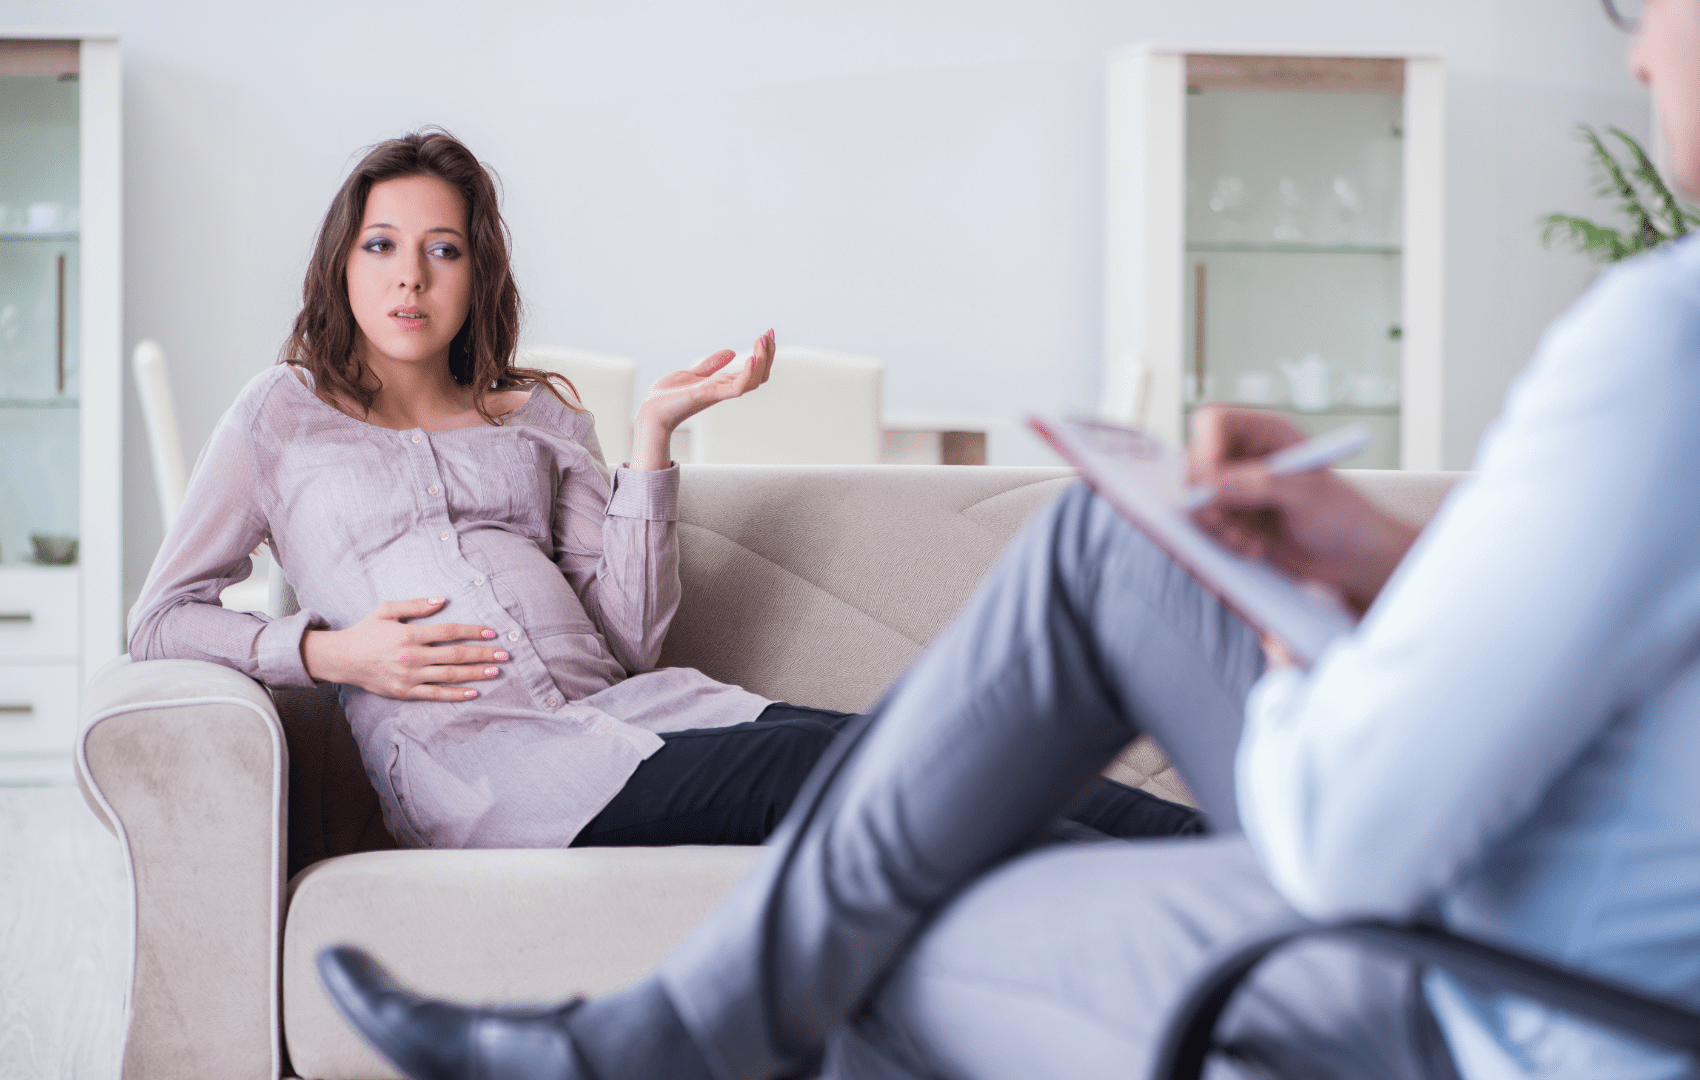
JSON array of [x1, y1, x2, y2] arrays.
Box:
[[0, 783, 128, 1080]]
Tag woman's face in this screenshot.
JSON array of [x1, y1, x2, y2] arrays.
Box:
[[345, 174, 473, 371], [1632, 0, 1700, 197]]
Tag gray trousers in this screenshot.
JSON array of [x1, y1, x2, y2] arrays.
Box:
[[593, 483, 1455, 1080]]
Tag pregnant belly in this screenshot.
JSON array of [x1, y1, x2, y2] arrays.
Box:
[[534, 629, 628, 701], [470, 532, 597, 634], [468, 533, 628, 699]]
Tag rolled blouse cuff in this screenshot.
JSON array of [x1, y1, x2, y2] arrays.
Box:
[[256, 608, 327, 688], [607, 464, 680, 521]]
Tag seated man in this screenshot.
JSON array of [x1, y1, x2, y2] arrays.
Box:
[[318, 3, 1700, 1077]]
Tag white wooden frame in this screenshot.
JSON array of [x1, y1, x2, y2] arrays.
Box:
[[80, 36, 123, 677], [1102, 44, 1445, 470]]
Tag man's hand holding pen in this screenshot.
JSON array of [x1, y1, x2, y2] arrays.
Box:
[[1185, 406, 1422, 641]]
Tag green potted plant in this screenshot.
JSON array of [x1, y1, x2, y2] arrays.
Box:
[[1543, 124, 1699, 263]]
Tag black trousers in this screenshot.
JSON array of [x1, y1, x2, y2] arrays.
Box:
[[571, 702, 1205, 847]]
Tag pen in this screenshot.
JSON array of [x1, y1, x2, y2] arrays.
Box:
[[1180, 422, 1372, 511]]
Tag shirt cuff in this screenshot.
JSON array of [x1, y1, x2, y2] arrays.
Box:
[[608, 464, 680, 520], [1235, 664, 1309, 812], [1234, 663, 1313, 895], [255, 608, 326, 688]]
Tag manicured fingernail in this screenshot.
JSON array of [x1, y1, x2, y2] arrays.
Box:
[[482, 629, 496, 638], [463, 689, 478, 698], [494, 650, 509, 661], [484, 666, 499, 676], [429, 597, 445, 604]]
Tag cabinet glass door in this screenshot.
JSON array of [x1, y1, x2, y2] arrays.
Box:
[[1182, 58, 1405, 467], [0, 71, 80, 565]]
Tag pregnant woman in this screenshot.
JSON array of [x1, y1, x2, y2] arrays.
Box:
[[129, 129, 1202, 850]]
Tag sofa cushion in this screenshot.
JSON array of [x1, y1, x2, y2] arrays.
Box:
[[282, 847, 763, 1079]]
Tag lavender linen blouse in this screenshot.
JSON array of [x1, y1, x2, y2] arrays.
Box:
[[129, 365, 770, 849]]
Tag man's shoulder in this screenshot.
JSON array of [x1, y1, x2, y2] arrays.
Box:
[[1496, 234, 1700, 469], [1591, 235, 1700, 326], [1541, 237, 1700, 383]]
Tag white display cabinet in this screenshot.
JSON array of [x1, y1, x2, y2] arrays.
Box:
[[1103, 48, 1444, 469], [0, 34, 122, 782]]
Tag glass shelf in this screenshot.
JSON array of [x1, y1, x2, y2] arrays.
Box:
[[1, 69, 82, 566], [1185, 242, 1401, 256], [1183, 84, 1405, 468], [0, 397, 79, 409], [1185, 402, 1400, 417], [1183, 403, 1402, 470]]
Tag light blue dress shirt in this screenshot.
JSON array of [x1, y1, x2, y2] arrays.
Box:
[[1238, 235, 1700, 1078]]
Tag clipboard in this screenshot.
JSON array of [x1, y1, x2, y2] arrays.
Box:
[[1030, 415, 1356, 668]]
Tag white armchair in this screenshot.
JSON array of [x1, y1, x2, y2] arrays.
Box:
[[132, 340, 190, 529], [132, 340, 270, 612], [684, 344, 883, 465], [516, 346, 639, 466]]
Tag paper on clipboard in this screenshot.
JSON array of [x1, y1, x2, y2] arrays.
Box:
[[1030, 416, 1357, 668]]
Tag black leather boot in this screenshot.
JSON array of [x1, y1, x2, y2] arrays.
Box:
[[317, 945, 594, 1080]]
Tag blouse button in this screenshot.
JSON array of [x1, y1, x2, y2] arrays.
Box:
[[506, 630, 520, 642], [545, 696, 560, 708], [411, 433, 422, 444], [473, 576, 485, 586], [600, 722, 612, 732], [427, 485, 440, 496], [439, 531, 452, 542]]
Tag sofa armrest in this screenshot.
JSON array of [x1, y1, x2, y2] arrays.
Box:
[[77, 656, 288, 1080]]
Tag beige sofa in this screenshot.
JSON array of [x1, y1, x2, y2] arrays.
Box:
[[77, 464, 1459, 1080]]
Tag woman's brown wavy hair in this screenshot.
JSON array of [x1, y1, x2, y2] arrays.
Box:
[[281, 128, 577, 423]]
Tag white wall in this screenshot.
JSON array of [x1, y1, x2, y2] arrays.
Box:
[[3, 0, 1650, 606]]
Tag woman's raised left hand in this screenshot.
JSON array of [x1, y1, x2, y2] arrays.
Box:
[[629, 329, 776, 470]]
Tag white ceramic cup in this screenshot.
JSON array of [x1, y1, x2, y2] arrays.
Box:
[[27, 202, 61, 232], [1279, 354, 1332, 412], [1235, 371, 1278, 404]]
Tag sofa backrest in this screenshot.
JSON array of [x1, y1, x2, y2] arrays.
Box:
[[659, 465, 1078, 710], [275, 464, 1463, 873], [1340, 468, 1465, 531]]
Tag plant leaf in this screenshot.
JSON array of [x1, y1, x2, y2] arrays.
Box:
[[1541, 213, 1633, 264], [1609, 126, 1692, 239], [1579, 124, 1661, 245], [1542, 124, 1693, 263]]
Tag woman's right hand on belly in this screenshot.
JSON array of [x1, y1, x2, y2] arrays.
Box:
[[300, 598, 509, 700]]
